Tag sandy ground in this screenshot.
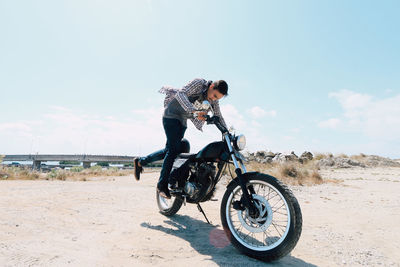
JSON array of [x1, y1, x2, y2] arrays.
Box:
[[1, 167, 400, 267]]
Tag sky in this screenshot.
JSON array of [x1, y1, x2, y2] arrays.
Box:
[[1, 0, 399, 158]]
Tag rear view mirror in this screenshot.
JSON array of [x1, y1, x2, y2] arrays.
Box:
[[201, 100, 211, 110]]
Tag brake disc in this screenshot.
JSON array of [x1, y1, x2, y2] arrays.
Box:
[[237, 194, 273, 233]]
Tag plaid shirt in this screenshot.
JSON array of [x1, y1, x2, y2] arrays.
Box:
[[159, 78, 227, 131]]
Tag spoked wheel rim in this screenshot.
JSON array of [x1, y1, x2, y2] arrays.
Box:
[[157, 193, 176, 211], [226, 180, 291, 251]]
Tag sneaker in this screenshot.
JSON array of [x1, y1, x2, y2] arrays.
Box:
[[133, 158, 143, 181], [157, 187, 171, 199]]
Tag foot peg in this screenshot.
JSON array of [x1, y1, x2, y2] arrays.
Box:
[[169, 188, 183, 194], [168, 181, 182, 195]]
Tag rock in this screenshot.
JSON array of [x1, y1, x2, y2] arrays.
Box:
[[317, 157, 366, 168], [261, 157, 273, 164], [247, 150, 400, 169], [317, 158, 335, 167], [245, 150, 276, 163], [336, 158, 365, 168], [301, 151, 314, 160], [288, 151, 298, 161], [363, 155, 400, 167], [272, 152, 299, 163], [272, 153, 284, 162], [255, 151, 266, 158], [266, 151, 276, 157]]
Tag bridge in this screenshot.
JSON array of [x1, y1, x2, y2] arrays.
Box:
[[2, 154, 136, 169]]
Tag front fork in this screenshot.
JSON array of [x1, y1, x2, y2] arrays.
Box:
[[224, 134, 257, 215]]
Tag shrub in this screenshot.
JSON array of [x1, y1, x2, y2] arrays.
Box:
[[275, 162, 323, 185], [28, 171, 40, 179], [89, 165, 102, 171], [0, 168, 8, 179], [279, 163, 299, 178], [47, 169, 67, 180], [245, 160, 323, 186], [59, 161, 80, 165], [314, 153, 326, 160], [108, 167, 119, 173], [86, 165, 103, 175], [47, 170, 58, 179], [71, 166, 84, 172], [310, 170, 323, 184]]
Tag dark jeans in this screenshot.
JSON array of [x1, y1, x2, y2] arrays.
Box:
[[140, 118, 186, 190], [139, 149, 165, 166]]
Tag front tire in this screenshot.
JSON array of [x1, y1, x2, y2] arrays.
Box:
[[220, 173, 302, 262], [156, 190, 183, 216]]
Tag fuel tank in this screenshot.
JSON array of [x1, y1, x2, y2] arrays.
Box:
[[196, 141, 230, 161]]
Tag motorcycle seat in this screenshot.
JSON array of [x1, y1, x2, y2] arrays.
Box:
[[178, 153, 197, 159]]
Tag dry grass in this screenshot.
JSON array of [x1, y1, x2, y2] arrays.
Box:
[[2, 160, 324, 186], [0, 166, 41, 180], [245, 161, 324, 186], [350, 153, 367, 161], [0, 165, 131, 181], [314, 153, 334, 160]]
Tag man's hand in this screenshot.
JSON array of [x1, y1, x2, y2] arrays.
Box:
[[197, 111, 207, 121]]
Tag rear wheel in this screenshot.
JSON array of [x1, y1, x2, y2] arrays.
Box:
[[156, 190, 183, 216], [220, 173, 302, 262]]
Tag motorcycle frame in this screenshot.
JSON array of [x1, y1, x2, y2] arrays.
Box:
[[222, 132, 257, 214], [206, 114, 258, 214]]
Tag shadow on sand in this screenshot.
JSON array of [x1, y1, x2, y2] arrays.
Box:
[[141, 214, 317, 267]]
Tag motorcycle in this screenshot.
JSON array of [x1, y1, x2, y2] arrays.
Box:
[[156, 101, 302, 262]]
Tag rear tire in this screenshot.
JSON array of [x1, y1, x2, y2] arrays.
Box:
[[156, 190, 184, 216], [220, 173, 302, 262]]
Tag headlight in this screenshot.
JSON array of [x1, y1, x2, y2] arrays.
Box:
[[234, 134, 246, 151]]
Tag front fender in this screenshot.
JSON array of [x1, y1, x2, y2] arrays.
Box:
[[225, 171, 260, 189]]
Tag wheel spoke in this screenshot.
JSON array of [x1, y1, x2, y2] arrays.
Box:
[[272, 222, 287, 229], [263, 231, 268, 246], [226, 178, 292, 251], [272, 222, 283, 236], [272, 202, 286, 212], [272, 210, 288, 216]]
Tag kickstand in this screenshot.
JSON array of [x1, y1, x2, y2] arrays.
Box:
[[197, 203, 211, 224]]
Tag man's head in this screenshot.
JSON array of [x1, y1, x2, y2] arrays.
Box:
[[207, 80, 228, 101]]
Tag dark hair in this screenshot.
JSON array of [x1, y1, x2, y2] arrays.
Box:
[[213, 80, 228, 96]]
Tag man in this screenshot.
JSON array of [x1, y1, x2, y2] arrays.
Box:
[[134, 78, 228, 199]]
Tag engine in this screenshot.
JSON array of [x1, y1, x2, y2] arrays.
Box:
[[183, 162, 216, 202]]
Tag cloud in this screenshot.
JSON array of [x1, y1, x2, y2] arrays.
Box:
[[131, 107, 164, 118], [329, 90, 372, 110], [247, 106, 277, 119], [325, 90, 400, 141], [318, 118, 341, 129], [185, 104, 275, 153], [0, 106, 167, 155], [0, 122, 32, 132], [0, 104, 278, 155], [220, 104, 246, 129]]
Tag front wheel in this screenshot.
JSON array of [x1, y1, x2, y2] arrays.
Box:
[[156, 190, 183, 216], [220, 173, 302, 262]]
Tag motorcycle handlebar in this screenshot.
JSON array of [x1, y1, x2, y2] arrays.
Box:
[[206, 115, 228, 134], [189, 111, 228, 134]]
